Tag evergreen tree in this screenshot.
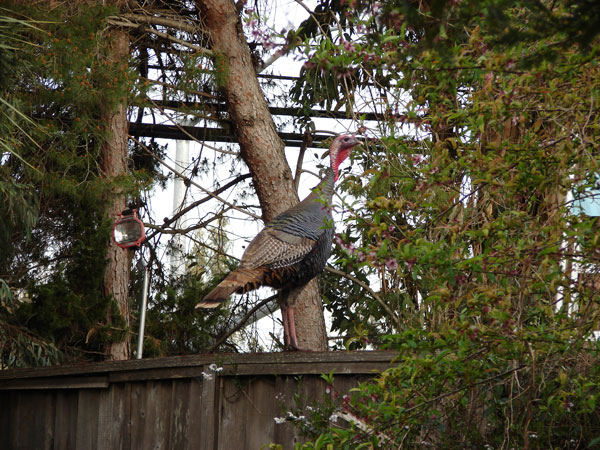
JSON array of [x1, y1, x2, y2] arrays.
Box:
[[0, 3, 146, 366]]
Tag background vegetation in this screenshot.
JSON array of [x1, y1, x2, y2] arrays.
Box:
[[284, 1, 600, 448]]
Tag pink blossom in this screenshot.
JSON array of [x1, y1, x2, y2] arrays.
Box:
[[411, 154, 426, 165], [385, 258, 399, 271], [341, 40, 356, 52], [342, 242, 356, 254]]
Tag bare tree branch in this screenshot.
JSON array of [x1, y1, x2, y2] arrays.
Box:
[[208, 294, 278, 352], [130, 136, 261, 220], [144, 208, 230, 236], [293, 131, 312, 191], [117, 13, 205, 35], [145, 173, 252, 240], [108, 18, 211, 54]]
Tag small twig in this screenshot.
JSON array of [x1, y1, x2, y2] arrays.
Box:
[[293, 0, 328, 36], [187, 233, 240, 262], [146, 98, 240, 155], [293, 132, 312, 191], [395, 364, 527, 424]]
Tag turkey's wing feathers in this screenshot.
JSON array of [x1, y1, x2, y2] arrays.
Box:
[[240, 227, 317, 270]]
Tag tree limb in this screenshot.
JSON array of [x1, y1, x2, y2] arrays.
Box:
[[208, 294, 278, 352], [130, 136, 261, 220], [145, 173, 252, 240]]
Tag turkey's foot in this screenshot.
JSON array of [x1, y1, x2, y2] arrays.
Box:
[[283, 343, 312, 352]]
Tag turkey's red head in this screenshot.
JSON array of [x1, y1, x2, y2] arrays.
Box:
[[330, 135, 359, 181]]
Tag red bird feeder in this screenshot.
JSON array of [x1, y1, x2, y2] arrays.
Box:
[[113, 209, 145, 249]]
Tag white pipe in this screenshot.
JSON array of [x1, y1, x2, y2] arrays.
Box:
[[170, 119, 192, 276], [136, 262, 149, 359]]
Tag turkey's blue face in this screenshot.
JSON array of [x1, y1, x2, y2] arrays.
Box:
[[331, 135, 359, 181]]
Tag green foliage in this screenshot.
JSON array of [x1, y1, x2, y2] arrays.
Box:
[[15, 207, 114, 355], [290, 0, 600, 447], [142, 274, 229, 356], [0, 180, 38, 252], [0, 279, 61, 368], [142, 220, 237, 355]]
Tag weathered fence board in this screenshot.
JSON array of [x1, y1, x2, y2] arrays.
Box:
[[0, 351, 396, 450]]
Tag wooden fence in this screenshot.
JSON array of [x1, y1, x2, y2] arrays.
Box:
[[0, 351, 395, 450]]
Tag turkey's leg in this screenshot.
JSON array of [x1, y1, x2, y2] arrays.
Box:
[[280, 304, 301, 350], [286, 305, 299, 349], [279, 291, 306, 351], [281, 303, 291, 347]]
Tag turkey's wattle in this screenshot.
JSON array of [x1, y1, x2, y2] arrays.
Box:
[[196, 135, 359, 349]]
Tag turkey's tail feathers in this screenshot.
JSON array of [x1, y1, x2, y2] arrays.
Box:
[[196, 268, 265, 309]]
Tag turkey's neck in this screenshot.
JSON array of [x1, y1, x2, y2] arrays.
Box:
[[310, 167, 335, 202]]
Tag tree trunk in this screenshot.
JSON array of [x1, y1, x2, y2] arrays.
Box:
[[197, 0, 328, 350], [100, 27, 131, 360]]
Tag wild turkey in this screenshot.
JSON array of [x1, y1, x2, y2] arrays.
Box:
[[196, 135, 359, 349]]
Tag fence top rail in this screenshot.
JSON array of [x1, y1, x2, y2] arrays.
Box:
[[0, 350, 397, 382]]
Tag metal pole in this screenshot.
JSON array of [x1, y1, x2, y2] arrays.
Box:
[[136, 262, 149, 359]]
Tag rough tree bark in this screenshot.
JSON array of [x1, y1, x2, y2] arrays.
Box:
[[197, 0, 328, 351], [100, 27, 131, 360]]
